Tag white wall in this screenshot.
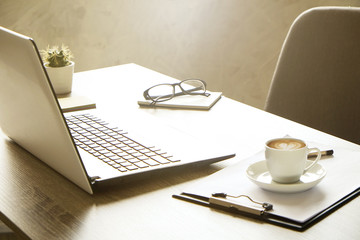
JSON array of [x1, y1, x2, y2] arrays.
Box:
[[1, 0, 359, 109]]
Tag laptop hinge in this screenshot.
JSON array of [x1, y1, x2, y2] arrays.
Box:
[[90, 176, 101, 184]]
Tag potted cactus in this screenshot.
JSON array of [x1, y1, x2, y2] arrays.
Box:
[[40, 45, 74, 95]]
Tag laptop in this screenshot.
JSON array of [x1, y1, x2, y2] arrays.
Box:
[[0, 26, 235, 194]]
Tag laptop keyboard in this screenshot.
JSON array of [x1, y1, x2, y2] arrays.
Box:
[[65, 114, 180, 173]]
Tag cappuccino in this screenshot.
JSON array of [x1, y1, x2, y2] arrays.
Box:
[[267, 138, 305, 150], [265, 137, 321, 183]]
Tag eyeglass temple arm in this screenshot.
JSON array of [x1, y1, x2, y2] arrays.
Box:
[[144, 92, 177, 100], [185, 87, 211, 97]]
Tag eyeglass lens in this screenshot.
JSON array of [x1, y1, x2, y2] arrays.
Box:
[[147, 84, 175, 102], [180, 79, 206, 95]]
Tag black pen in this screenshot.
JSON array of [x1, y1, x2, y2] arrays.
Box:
[[308, 150, 334, 158]]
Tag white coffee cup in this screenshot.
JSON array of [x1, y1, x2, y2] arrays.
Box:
[[265, 138, 321, 183]]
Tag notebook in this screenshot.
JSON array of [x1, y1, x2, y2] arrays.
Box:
[[0, 26, 235, 194], [57, 94, 96, 112], [137, 92, 222, 110]]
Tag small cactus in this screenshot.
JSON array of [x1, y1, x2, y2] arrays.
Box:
[[41, 44, 74, 67]]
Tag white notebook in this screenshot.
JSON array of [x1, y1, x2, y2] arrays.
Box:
[[58, 95, 96, 112], [138, 92, 222, 110]]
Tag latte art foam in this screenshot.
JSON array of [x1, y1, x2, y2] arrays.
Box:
[[267, 139, 305, 150]]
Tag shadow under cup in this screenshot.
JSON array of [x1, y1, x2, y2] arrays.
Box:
[[265, 138, 320, 184]]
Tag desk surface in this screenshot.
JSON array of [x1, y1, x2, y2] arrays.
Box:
[[0, 64, 359, 239]]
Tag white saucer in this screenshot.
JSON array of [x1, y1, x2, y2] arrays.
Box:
[[246, 160, 326, 193]]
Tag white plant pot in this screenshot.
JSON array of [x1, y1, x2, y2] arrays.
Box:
[[44, 61, 74, 95]]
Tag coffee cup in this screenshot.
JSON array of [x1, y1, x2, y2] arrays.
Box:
[[265, 138, 321, 183]]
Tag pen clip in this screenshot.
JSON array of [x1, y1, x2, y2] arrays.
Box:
[[210, 192, 273, 216]]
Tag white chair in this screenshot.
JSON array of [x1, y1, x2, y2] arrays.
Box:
[[265, 7, 360, 144]]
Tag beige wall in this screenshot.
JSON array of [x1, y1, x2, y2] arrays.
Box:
[[1, 0, 359, 109]]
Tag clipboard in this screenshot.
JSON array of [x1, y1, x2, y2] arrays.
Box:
[[173, 188, 360, 231], [173, 145, 360, 231]]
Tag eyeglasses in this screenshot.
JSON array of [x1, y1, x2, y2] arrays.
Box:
[[143, 79, 210, 104]]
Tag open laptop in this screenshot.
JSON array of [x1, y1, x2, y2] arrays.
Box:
[[0, 26, 235, 194]]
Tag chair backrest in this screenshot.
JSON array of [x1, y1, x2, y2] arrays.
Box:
[[265, 7, 360, 144]]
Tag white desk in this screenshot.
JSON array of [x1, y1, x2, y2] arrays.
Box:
[[0, 64, 359, 239]]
